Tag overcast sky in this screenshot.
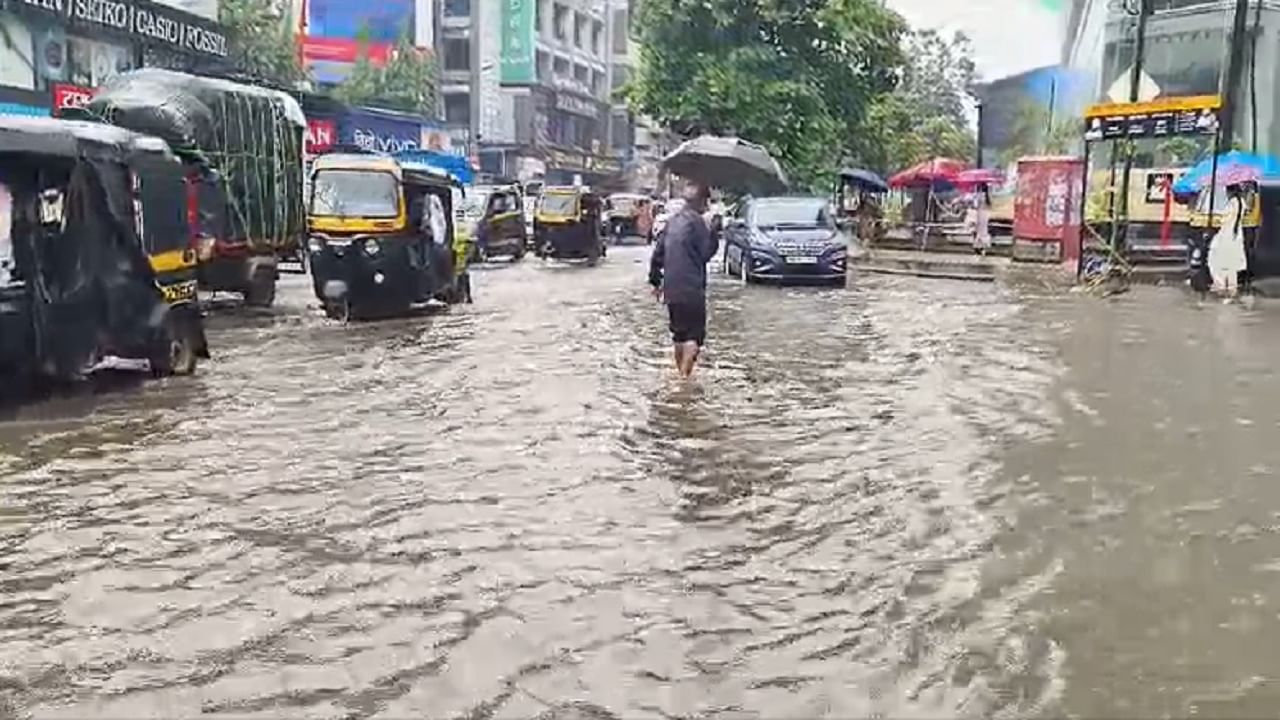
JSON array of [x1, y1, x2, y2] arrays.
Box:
[[887, 0, 1066, 81]]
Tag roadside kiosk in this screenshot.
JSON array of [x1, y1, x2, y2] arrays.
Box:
[[1079, 95, 1223, 279]]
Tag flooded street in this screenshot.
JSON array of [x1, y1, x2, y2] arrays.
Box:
[[5, 246, 1280, 717]]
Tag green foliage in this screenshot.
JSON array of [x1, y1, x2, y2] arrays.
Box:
[[997, 99, 1079, 167], [1154, 136, 1206, 167], [219, 0, 306, 87], [334, 31, 440, 117], [848, 29, 979, 175], [626, 0, 907, 190]]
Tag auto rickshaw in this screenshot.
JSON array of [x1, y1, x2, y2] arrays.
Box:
[[307, 152, 471, 320], [476, 184, 527, 261], [604, 192, 654, 243], [0, 117, 209, 391], [533, 186, 606, 264]]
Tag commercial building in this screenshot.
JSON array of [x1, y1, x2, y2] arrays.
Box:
[[441, 0, 621, 184], [0, 0, 229, 117], [1099, 0, 1280, 153]]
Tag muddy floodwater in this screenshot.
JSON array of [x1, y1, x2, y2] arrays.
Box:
[[5, 246, 1280, 718]]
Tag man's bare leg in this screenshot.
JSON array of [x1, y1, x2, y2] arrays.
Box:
[[677, 341, 700, 377]]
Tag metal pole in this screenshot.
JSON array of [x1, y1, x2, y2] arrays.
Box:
[[1221, 0, 1252, 149], [975, 101, 985, 168], [1079, 140, 1092, 278], [1116, 0, 1151, 254]]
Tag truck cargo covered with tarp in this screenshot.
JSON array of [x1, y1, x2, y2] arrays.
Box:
[[83, 69, 307, 255]]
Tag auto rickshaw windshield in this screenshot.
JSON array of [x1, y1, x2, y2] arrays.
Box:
[[539, 192, 579, 217], [311, 170, 400, 218]]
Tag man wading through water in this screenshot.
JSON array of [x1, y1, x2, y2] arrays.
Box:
[[649, 184, 718, 377]]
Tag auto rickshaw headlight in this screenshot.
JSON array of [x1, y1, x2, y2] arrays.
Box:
[[308, 237, 324, 253], [363, 239, 381, 256]]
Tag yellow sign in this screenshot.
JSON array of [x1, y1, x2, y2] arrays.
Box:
[[1084, 95, 1222, 120]]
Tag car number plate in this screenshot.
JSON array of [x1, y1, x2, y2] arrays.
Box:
[[786, 256, 818, 264]]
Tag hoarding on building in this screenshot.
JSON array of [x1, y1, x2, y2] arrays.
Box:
[[303, 0, 414, 83], [339, 108, 421, 153], [499, 0, 535, 85]]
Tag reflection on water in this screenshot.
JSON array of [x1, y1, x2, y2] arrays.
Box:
[[6, 255, 1280, 717]]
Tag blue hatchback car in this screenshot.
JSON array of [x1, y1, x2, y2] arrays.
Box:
[[721, 196, 849, 285]]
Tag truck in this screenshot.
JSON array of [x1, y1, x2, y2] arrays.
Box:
[[85, 69, 306, 307]]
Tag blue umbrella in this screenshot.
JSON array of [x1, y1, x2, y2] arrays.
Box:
[[839, 167, 889, 192], [1172, 150, 1280, 196]]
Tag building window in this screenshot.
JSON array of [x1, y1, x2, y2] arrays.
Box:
[[573, 12, 584, 49], [0, 12, 36, 90], [592, 21, 603, 56], [536, 0, 545, 33], [444, 37, 470, 72], [445, 93, 470, 125], [612, 8, 628, 54], [553, 4, 567, 41], [573, 63, 588, 85], [444, 0, 470, 17], [537, 50, 552, 83], [553, 56, 570, 79], [611, 64, 630, 92], [592, 70, 605, 98]]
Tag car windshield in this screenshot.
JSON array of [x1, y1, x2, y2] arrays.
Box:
[[752, 198, 834, 228], [540, 192, 579, 216], [311, 170, 399, 218]]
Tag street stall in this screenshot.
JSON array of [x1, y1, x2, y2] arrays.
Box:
[[834, 168, 888, 244], [1079, 94, 1222, 280], [887, 157, 970, 249]]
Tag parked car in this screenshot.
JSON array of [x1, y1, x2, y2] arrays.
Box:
[[721, 196, 848, 285]]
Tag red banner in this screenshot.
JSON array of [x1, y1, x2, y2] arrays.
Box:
[[301, 36, 392, 65], [306, 119, 337, 155], [52, 84, 96, 114]]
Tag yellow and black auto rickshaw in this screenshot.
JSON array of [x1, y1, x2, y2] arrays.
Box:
[[604, 192, 654, 243], [476, 184, 527, 261], [306, 152, 472, 321], [0, 117, 208, 392], [533, 186, 606, 264]]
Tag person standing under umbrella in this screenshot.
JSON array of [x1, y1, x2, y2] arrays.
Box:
[[649, 183, 718, 378], [1209, 182, 1249, 299]]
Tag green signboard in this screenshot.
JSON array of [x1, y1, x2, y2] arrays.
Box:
[[501, 0, 536, 86]]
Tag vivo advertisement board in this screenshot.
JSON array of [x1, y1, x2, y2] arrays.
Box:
[[304, 0, 415, 84], [338, 108, 422, 154]]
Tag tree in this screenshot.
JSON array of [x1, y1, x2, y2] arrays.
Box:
[[335, 31, 440, 117], [626, 0, 907, 190], [847, 29, 979, 174], [998, 99, 1079, 167], [219, 0, 306, 87]]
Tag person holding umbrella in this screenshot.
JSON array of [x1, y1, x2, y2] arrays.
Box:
[[649, 183, 718, 378], [1208, 179, 1250, 299]]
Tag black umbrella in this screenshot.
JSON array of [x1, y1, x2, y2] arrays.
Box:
[[662, 135, 788, 194], [838, 167, 889, 193]]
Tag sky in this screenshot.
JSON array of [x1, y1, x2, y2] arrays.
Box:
[[887, 0, 1068, 81]]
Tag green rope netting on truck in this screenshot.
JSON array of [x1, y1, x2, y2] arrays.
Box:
[[84, 69, 306, 253]]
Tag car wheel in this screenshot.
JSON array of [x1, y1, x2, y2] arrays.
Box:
[[739, 251, 751, 285]]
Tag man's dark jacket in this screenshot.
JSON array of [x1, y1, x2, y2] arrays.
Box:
[[649, 208, 719, 305]]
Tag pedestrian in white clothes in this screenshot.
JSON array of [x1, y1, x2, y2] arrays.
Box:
[[972, 186, 992, 255], [1208, 184, 1248, 298]]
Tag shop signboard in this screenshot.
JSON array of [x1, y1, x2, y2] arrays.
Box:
[[500, 0, 535, 86], [51, 82, 94, 113], [6, 0, 227, 57], [305, 118, 336, 155], [1083, 95, 1221, 141], [554, 92, 598, 119], [339, 109, 421, 154]]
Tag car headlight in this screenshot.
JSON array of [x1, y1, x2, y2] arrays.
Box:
[[307, 237, 324, 253], [363, 239, 380, 256]]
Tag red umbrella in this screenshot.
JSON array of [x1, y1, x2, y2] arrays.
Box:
[[888, 157, 969, 189], [955, 168, 1005, 189]]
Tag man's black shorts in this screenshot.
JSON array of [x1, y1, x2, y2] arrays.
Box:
[[667, 301, 707, 345]]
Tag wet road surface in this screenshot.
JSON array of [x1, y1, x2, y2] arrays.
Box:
[[4, 247, 1280, 717]]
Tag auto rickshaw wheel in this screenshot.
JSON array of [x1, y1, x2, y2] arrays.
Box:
[[324, 299, 352, 323], [151, 314, 198, 377], [244, 267, 277, 308]]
